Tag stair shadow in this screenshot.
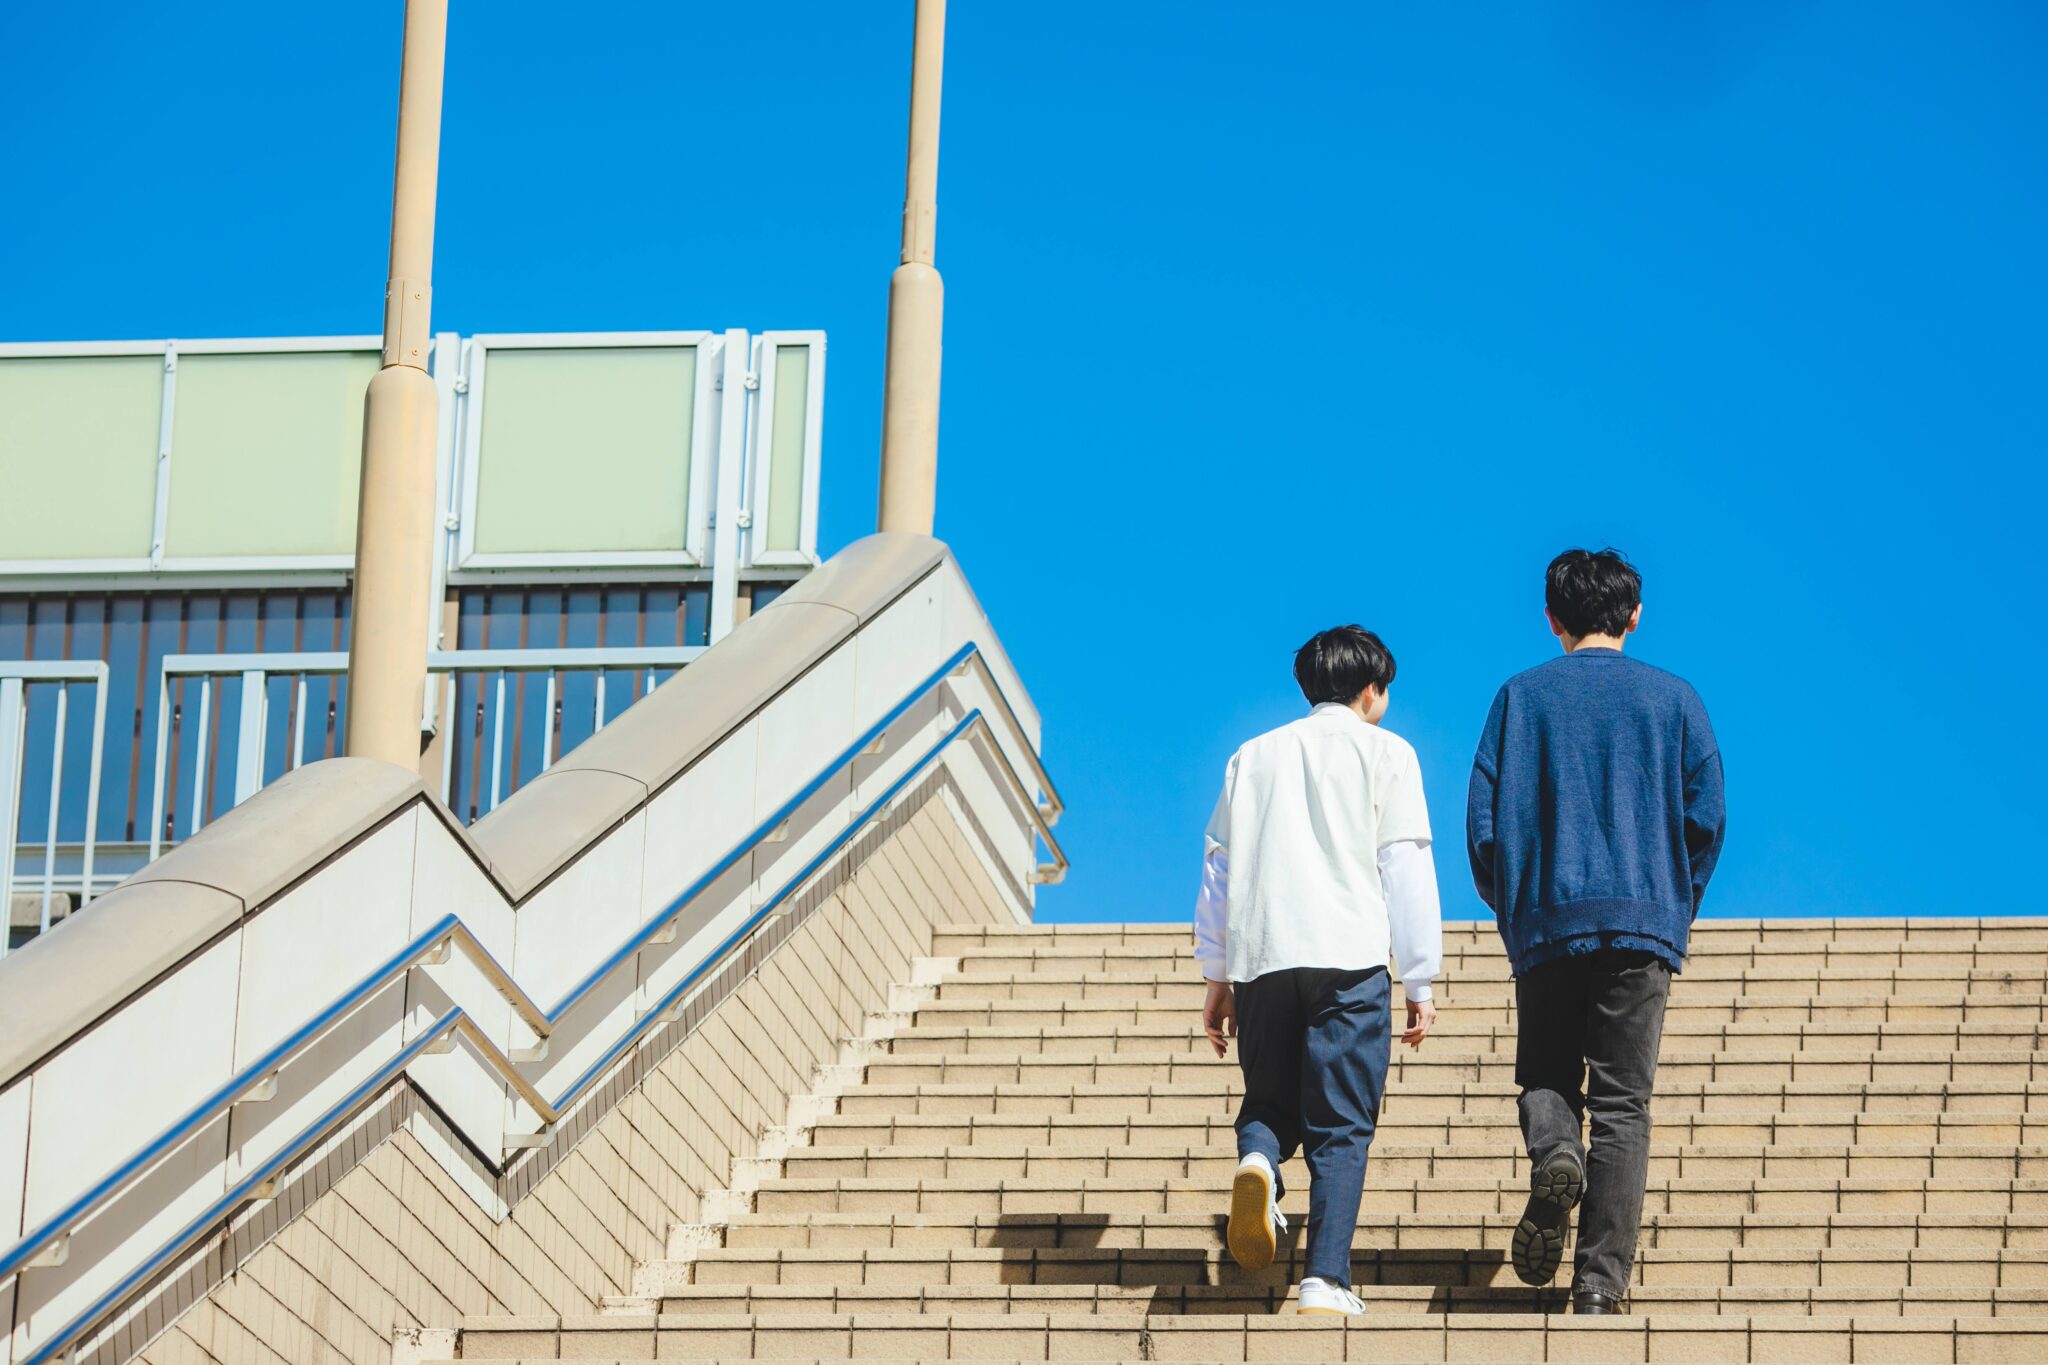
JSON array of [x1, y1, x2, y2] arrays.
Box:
[[983, 1213, 1541, 1313]]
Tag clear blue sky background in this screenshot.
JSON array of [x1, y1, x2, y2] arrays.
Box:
[[3, 3, 2042, 923]]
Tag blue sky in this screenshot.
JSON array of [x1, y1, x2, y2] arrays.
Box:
[[3, 2, 2043, 923]]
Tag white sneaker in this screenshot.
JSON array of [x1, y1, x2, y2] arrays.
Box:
[[1296, 1276, 1366, 1316], [1226, 1153, 1288, 1271]]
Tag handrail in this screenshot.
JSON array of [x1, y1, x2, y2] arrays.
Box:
[[0, 639, 1062, 1365]]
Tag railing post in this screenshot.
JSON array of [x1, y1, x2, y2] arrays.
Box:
[[0, 677, 23, 957], [234, 670, 269, 807], [709, 329, 751, 643], [877, 0, 946, 536], [345, 0, 449, 767]]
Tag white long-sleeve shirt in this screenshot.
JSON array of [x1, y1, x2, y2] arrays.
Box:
[[1193, 703, 1444, 1001]]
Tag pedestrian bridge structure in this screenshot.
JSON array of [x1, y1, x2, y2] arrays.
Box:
[[3, 534, 2045, 1365]]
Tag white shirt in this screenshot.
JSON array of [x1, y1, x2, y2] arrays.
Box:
[[1193, 703, 1443, 1000]]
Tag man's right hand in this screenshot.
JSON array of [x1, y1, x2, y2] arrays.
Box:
[[1202, 980, 1236, 1058], [1402, 998, 1437, 1049]]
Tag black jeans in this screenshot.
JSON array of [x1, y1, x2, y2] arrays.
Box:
[[1514, 949, 1672, 1297], [1234, 965, 1392, 1285]]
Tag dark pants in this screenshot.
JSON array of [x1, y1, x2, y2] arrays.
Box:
[[1514, 949, 1673, 1297], [1233, 965, 1392, 1285]]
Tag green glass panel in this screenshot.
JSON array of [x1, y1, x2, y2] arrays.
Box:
[[765, 346, 810, 552], [474, 347, 696, 555], [0, 355, 162, 561], [165, 351, 379, 558]]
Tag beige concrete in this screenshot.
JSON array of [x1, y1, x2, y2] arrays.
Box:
[[345, 0, 448, 767]]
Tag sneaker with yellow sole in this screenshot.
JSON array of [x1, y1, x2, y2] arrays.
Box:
[[1226, 1153, 1287, 1272]]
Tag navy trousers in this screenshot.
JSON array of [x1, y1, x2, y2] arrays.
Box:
[[1233, 965, 1392, 1285]]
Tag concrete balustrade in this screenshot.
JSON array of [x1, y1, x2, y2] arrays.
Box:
[[0, 534, 1052, 1365]]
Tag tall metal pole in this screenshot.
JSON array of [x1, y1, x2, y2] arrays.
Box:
[[346, 0, 448, 767], [877, 0, 945, 535]]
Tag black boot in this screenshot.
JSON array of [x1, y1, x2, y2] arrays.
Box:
[[1511, 1147, 1584, 1286], [1571, 1286, 1626, 1315]]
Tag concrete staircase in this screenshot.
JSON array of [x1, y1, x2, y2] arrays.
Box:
[[431, 919, 2048, 1363]]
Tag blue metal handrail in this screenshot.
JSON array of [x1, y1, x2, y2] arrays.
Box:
[[0, 639, 1062, 1365]]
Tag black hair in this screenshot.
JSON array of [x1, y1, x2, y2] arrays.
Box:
[[1293, 625, 1396, 706], [1545, 548, 1642, 639]]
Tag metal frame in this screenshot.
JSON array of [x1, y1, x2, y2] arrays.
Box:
[[452, 331, 719, 574], [744, 331, 826, 570], [148, 646, 706, 858], [0, 337, 456, 579], [0, 640, 1063, 1365], [0, 661, 110, 958]]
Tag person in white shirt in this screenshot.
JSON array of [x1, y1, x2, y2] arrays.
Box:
[[1195, 625, 1444, 1317]]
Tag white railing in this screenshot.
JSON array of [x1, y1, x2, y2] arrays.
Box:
[[0, 662, 108, 958], [147, 646, 704, 858]]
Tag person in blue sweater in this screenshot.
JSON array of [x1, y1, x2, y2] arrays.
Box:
[[1466, 548, 1726, 1316]]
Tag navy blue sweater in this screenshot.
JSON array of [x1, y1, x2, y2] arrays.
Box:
[[1466, 648, 1726, 976]]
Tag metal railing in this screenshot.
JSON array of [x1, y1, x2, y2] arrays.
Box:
[[0, 640, 1062, 1365], [148, 645, 705, 859], [0, 662, 108, 958]]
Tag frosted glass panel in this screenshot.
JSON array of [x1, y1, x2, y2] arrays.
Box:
[[764, 346, 809, 553], [165, 351, 378, 558], [474, 346, 696, 555], [0, 356, 162, 561]]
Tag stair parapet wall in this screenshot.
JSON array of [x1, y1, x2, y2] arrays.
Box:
[[0, 534, 1052, 1365]]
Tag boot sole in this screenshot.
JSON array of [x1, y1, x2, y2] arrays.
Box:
[[1511, 1154, 1585, 1287], [1227, 1165, 1277, 1272]]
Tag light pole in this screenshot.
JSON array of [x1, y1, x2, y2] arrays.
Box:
[[877, 0, 946, 536], [345, 0, 448, 768]]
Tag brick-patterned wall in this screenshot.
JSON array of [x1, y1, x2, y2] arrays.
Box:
[[108, 781, 1012, 1365]]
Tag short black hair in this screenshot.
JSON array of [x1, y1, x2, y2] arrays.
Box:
[[1293, 625, 1396, 706], [1546, 548, 1642, 639]]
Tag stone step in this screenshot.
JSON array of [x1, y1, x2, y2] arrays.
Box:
[[835, 1079, 2048, 1120], [932, 964, 2048, 999], [702, 1208, 2048, 1254], [773, 1142, 2048, 1184], [671, 1242, 2048, 1291], [751, 1174, 2048, 1218], [802, 1109, 2048, 1148], [932, 919, 2048, 951], [853, 1046, 2048, 1088], [882, 1019, 2048, 1055], [446, 1310, 2048, 1364], [906, 990, 2048, 1027], [622, 1281, 2048, 1319], [950, 947, 2048, 979]]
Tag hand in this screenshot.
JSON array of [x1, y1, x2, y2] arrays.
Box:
[[1202, 980, 1237, 1058], [1401, 998, 1436, 1049]]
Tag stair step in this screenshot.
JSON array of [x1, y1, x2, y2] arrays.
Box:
[[802, 1110, 2048, 1147], [947, 945, 2048, 974], [623, 1281, 2048, 1317], [447, 1310, 2048, 1362], [931, 919, 2048, 950], [774, 1142, 2048, 1183], [671, 1243, 2048, 1291], [932, 966, 2048, 1000], [906, 993, 2048, 1026], [853, 1047, 2048, 1087], [752, 1174, 2048, 1217], [835, 1079, 2048, 1117], [881, 1020, 2048, 1053], [702, 1209, 2048, 1253]]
